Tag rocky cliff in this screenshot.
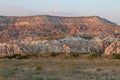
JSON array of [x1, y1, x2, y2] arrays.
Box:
[[104, 40, 120, 54], [0, 36, 119, 54], [0, 15, 120, 54], [0, 15, 119, 39]]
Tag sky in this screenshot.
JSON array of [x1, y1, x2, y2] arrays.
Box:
[[0, 0, 120, 24]]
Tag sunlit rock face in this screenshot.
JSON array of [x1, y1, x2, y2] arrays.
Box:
[[104, 40, 120, 55], [0, 15, 120, 39], [0, 36, 116, 54], [0, 15, 120, 54], [0, 43, 21, 54]]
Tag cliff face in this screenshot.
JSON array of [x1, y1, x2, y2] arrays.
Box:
[[0, 15, 120, 54], [104, 40, 120, 54], [0, 37, 110, 54], [0, 15, 119, 39], [0, 36, 118, 54]]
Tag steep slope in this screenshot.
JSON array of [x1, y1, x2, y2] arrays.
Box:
[[104, 40, 120, 54], [0, 15, 119, 39], [0, 15, 120, 54]]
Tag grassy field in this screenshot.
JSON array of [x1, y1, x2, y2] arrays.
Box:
[[0, 55, 120, 80]]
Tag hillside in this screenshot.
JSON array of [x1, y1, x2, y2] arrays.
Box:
[[0, 15, 119, 39], [0, 15, 120, 54]]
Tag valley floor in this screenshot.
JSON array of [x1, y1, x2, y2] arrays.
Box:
[[0, 57, 120, 80]]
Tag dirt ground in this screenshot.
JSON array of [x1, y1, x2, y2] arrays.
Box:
[[0, 57, 120, 80]]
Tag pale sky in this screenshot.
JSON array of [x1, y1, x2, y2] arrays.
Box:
[[0, 0, 120, 24]]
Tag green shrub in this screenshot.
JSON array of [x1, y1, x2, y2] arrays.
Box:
[[96, 68, 103, 71], [50, 52, 60, 57], [17, 53, 38, 59], [88, 53, 101, 58], [36, 65, 42, 71], [3, 53, 38, 59], [70, 52, 80, 57], [5, 54, 21, 59], [108, 53, 120, 59], [82, 52, 91, 55], [16, 54, 29, 59]]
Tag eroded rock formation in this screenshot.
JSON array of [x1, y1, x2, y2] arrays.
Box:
[[0, 36, 117, 54], [0, 15, 120, 39], [104, 40, 120, 54], [0, 15, 120, 54]]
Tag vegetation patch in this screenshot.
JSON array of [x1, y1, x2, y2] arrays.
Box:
[[0, 53, 38, 59], [70, 52, 80, 57], [87, 53, 102, 59], [108, 53, 120, 59], [1, 52, 120, 60], [36, 65, 42, 71], [50, 52, 61, 57]]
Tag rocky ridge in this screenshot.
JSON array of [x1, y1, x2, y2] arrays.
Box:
[[0, 15, 120, 54], [0, 36, 119, 54], [0, 15, 119, 39]]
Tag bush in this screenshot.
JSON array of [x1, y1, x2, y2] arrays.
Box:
[[16, 54, 29, 59], [17, 53, 38, 59], [96, 68, 103, 71], [88, 53, 101, 58], [36, 65, 42, 71], [80, 33, 94, 40], [50, 52, 60, 57], [3, 53, 38, 59], [70, 52, 80, 57], [5, 54, 21, 59], [108, 53, 120, 59]]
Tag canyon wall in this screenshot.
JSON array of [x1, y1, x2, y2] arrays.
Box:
[[0, 15, 120, 54]]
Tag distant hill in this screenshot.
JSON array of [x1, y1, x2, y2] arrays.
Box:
[[0, 15, 119, 39], [0, 15, 120, 55]]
